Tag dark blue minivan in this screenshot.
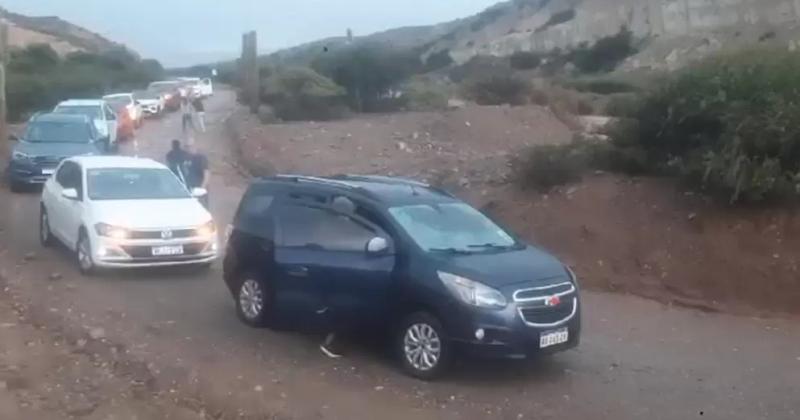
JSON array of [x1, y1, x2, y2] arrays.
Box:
[[223, 175, 580, 379], [7, 113, 107, 192]]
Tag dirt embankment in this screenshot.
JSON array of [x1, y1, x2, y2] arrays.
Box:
[[228, 105, 800, 316]]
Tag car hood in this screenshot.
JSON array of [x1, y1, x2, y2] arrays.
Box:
[[137, 99, 160, 105], [90, 198, 212, 229], [13, 140, 97, 158], [432, 246, 567, 289]]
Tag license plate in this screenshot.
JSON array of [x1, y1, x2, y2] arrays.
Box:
[[539, 328, 569, 348], [42, 169, 54, 175], [151, 245, 184, 256]]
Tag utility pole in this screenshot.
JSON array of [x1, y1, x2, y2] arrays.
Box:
[[0, 17, 8, 162], [240, 31, 259, 114]]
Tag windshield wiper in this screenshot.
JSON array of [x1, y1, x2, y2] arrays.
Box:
[[467, 243, 515, 250], [429, 247, 474, 255]]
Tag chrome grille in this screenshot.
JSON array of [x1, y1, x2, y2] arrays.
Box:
[[514, 281, 578, 327]]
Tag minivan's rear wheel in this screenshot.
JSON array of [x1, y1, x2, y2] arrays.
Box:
[[76, 231, 96, 276], [40, 208, 54, 247], [397, 312, 451, 380], [236, 275, 271, 327]]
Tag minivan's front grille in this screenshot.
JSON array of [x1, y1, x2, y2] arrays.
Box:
[[513, 281, 573, 301], [518, 299, 576, 326]]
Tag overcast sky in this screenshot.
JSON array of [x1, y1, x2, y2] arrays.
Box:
[[2, 0, 500, 66]]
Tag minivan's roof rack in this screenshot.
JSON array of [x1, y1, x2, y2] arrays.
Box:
[[330, 174, 455, 198], [274, 174, 361, 189]]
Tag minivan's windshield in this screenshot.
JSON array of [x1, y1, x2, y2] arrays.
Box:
[[104, 96, 131, 107], [25, 121, 93, 143], [388, 203, 517, 253], [88, 168, 190, 201], [55, 105, 102, 120]]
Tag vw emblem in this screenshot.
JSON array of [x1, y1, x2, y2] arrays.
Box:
[[544, 295, 561, 307], [160, 230, 173, 239]]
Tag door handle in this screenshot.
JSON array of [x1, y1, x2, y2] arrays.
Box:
[[286, 266, 309, 277]]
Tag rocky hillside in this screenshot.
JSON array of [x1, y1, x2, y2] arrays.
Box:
[[2, 7, 121, 55], [268, 0, 800, 72]]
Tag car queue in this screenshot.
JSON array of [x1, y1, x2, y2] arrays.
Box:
[[4, 75, 582, 380]]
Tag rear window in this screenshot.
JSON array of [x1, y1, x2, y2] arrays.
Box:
[[55, 105, 102, 120], [104, 96, 132, 107]]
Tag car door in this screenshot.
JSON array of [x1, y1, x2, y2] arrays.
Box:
[[58, 162, 86, 249], [103, 105, 118, 145], [274, 201, 396, 331], [46, 163, 70, 242]]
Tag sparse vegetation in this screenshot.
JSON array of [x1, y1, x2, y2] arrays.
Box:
[[567, 27, 637, 73], [610, 49, 800, 203], [403, 76, 451, 111], [260, 67, 348, 121], [6, 44, 164, 121], [509, 51, 542, 70], [463, 74, 531, 106], [470, 7, 505, 32], [536, 9, 576, 33], [424, 49, 454, 71], [449, 55, 511, 83], [564, 78, 639, 95]]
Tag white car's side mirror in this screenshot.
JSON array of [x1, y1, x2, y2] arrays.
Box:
[[191, 187, 207, 197], [62, 188, 79, 200]]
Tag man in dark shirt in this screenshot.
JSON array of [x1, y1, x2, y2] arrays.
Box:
[[183, 141, 210, 209], [166, 139, 188, 183]]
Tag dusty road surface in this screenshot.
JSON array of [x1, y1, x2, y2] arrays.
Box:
[[1, 89, 799, 420]]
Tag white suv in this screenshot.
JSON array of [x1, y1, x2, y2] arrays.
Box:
[[54, 100, 119, 148], [40, 155, 218, 274]]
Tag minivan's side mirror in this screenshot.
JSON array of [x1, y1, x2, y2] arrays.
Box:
[[366, 237, 389, 254], [62, 188, 79, 200]]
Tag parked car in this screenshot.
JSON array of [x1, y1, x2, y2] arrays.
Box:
[[107, 102, 135, 141], [176, 77, 213, 97], [222, 175, 581, 379], [133, 90, 165, 117], [7, 113, 106, 192], [146, 81, 181, 111], [39, 156, 218, 274], [103, 93, 144, 128], [53, 99, 118, 148]]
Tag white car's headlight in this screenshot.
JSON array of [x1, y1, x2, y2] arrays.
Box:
[[95, 223, 130, 240], [438, 271, 507, 309], [196, 220, 216, 237]]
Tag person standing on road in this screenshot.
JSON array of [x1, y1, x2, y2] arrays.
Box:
[[192, 95, 206, 133], [182, 140, 211, 209], [166, 139, 189, 184], [181, 95, 194, 136]]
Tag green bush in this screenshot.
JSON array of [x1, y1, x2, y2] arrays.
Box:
[[424, 49, 454, 71], [509, 51, 542, 70], [6, 44, 164, 122], [449, 55, 511, 83], [514, 141, 591, 191], [261, 67, 348, 121], [565, 79, 639, 94], [403, 76, 450, 111], [568, 27, 637, 73], [463, 74, 531, 106], [611, 49, 800, 203]]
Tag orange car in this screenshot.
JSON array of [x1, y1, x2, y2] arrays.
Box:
[[110, 102, 135, 141]]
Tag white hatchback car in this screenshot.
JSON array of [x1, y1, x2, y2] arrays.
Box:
[[54, 99, 119, 148], [40, 156, 218, 274]]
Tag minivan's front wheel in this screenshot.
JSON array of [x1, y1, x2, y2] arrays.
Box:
[[397, 312, 451, 380], [40, 208, 54, 247], [76, 231, 96, 276], [236, 275, 271, 327]]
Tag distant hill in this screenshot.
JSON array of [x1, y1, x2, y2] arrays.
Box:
[[259, 0, 800, 73], [2, 7, 123, 56]]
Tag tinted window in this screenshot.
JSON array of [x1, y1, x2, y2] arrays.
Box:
[[56, 162, 83, 196], [87, 168, 190, 200], [104, 96, 132, 107], [25, 121, 92, 143], [278, 206, 375, 252], [241, 194, 274, 217]]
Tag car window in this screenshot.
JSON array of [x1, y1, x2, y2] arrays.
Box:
[[104, 106, 116, 120], [55, 163, 72, 187], [25, 121, 93, 143], [55, 105, 102, 120], [278, 205, 376, 252], [56, 162, 83, 197], [241, 194, 274, 217]]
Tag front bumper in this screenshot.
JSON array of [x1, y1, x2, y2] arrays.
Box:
[[443, 285, 581, 359], [93, 235, 219, 268], [7, 161, 57, 184], [141, 103, 161, 115]]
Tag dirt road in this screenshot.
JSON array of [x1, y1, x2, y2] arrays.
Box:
[[1, 90, 798, 420]]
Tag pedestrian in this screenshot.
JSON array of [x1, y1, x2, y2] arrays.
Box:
[[166, 139, 188, 184], [192, 95, 206, 132], [180, 95, 194, 136], [182, 140, 211, 209]]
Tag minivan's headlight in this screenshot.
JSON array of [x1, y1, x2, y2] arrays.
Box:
[[438, 271, 507, 309], [95, 223, 130, 240]]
